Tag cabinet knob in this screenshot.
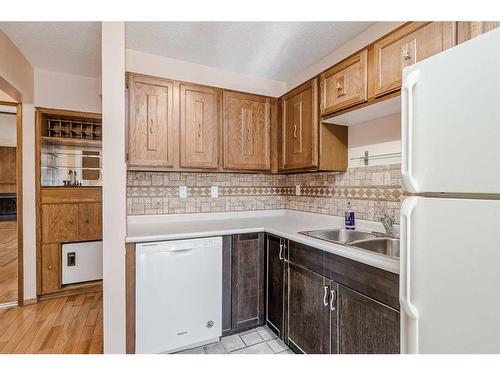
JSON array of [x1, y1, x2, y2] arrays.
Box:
[[85, 219, 90, 224], [336, 82, 343, 90], [402, 49, 411, 60], [69, 220, 74, 224], [48, 265, 53, 270]]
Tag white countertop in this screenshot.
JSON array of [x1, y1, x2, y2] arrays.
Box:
[[126, 209, 400, 274]]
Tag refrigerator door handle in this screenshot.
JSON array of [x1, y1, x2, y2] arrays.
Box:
[[401, 69, 420, 193], [400, 197, 420, 353]]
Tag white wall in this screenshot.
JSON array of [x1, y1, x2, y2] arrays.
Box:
[[286, 22, 404, 91], [102, 22, 127, 354], [35, 69, 101, 113], [0, 111, 17, 146], [126, 49, 286, 98], [348, 113, 401, 167]]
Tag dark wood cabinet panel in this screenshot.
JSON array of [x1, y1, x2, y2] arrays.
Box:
[[338, 285, 400, 354], [222, 236, 233, 336], [266, 235, 285, 338], [323, 250, 399, 310], [231, 233, 265, 331], [287, 263, 330, 354], [287, 240, 324, 276]]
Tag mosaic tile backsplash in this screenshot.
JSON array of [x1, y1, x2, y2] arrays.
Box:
[[127, 164, 403, 223]]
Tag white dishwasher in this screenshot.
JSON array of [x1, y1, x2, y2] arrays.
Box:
[[135, 237, 222, 354]]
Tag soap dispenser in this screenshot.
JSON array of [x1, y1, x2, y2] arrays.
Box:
[[345, 201, 356, 230]]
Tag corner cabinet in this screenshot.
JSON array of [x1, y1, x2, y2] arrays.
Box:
[[374, 22, 456, 97], [222, 91, 271, 171], [127, 74, 175, 169]]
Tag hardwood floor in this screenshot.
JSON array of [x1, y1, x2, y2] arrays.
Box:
[[0, 221, 17, 304], [0, 291, 103, 354]]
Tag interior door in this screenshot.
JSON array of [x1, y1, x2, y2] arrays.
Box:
[[400, 196, 500, 353], [287, 262, 330, 354], [402, 28, 500, 194]]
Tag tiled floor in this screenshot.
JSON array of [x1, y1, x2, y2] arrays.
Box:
[[176, 326, 294, 354]]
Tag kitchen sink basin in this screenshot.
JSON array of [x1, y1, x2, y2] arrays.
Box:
[[298, 229, 377, 244], [298, 228, 400, 259], [350, 238, 400, 258]]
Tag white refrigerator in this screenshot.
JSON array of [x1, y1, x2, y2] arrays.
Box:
[[399, 28, 500, 353]]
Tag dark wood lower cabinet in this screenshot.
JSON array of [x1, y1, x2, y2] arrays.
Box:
[[338, 285, 400, 354], [230, 233, 266, 332], [266, 235, 285, 338], [287, 263, 331, 354]]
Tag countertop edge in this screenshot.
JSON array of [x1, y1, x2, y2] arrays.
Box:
[[125, 226, 399, 275]]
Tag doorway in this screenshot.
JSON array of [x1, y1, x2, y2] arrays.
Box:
[[0, 101, 22, 307]]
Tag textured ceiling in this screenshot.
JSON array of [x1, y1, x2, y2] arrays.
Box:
[[126, 22, 374, 81], [0, 22, 374, 81], [0, 21, 101, 77]]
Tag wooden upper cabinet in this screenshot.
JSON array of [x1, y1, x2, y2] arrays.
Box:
[[128, 74, 175, 169], [320, 50, 368, 116], [374, 22, 456, 97], [281, 79, 319, 171], [180, 84, 220, 169], [457, 21, 500, 44], [223, 91, 271, 171]]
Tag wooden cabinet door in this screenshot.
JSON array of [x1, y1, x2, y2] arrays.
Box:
[[457, 21, 500, 44], [180, 84, 220, 169], [266, 235, 285, 338], [223, 91, 271, 171], [78, 203, 102, 240], [338, 285, 400, 354], [41, 244, 60, 293], [231, 233, 265, 331], [0, 146, 16, 187], [374, 22, 456, 96], [42, 204, 78, 243], [281, 79, 319, 171], [128, 74, 175, 168], [320, 50, 368, 115], [287, 262, 330, 354]]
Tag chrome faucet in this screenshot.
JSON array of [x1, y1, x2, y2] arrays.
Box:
[[380, 212, 394, 236]]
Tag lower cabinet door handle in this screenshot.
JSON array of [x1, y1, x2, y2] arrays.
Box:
[[323, 285, 329, 306], [279, 243, 283, 260], [330, 289, 337, 311]]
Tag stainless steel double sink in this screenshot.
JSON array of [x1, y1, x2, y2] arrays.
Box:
[[298, 229, 400, 258]]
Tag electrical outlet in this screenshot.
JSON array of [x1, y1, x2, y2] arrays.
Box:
[[295, 185, 301, 196], [179, 185, 188, 199], [211, 186, 219, 198]]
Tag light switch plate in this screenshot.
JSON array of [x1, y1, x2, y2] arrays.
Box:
[[295, 185, 301, 196], [179, 185, 188, 199], [211, 186, 219, 198]]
